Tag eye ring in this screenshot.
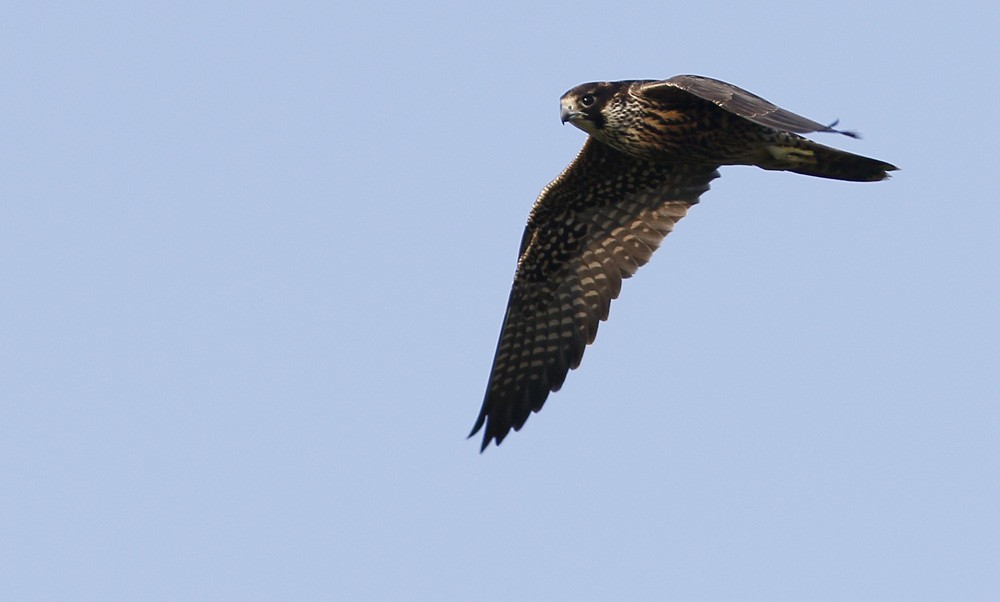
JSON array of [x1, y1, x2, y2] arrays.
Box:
[[580, 94, 596, 107]]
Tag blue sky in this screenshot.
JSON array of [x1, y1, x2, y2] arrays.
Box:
[[3, 1, 999, 600]]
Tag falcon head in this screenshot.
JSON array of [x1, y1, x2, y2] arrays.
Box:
[[559, 82, 621, 135]]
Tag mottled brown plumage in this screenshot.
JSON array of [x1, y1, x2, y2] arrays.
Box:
[[470, 75, 896, 451]]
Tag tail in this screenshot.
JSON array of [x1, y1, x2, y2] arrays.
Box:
[[759, 136, 897, 182]]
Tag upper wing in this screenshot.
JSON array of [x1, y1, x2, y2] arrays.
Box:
[[470, 138, 720, 450], [640, 75, 859, 138]]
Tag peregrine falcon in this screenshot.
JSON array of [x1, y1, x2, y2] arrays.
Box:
[[469, 74, 896, 451]]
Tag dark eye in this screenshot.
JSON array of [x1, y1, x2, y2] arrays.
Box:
[[580, 94, 596, 107]]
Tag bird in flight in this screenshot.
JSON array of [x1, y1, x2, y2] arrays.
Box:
[[469, 75, 896, 451]]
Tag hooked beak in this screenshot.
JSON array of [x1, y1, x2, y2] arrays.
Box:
[[559, 106, 583, 123], [560, 102, 584, 125], [560, 97, 598, 134]]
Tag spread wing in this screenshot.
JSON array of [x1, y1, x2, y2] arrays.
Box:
[[640, 75, 859, 138], [470, 138, 720, 450]]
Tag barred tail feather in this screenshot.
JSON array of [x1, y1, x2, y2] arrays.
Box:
[[762, 139, 898, 182]]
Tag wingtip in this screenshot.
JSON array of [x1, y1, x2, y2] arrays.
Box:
[[825, 119, 861, 139], [468, 415, 495, 453], [468, 418, 509, 452], [470, 430, 496, 453]]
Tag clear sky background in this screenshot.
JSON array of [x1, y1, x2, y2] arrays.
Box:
[[3, 2, 999, 600]]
